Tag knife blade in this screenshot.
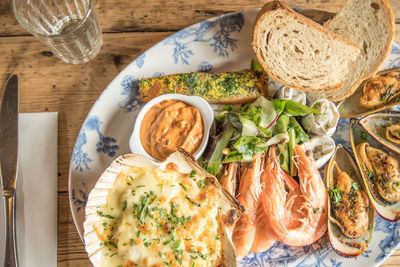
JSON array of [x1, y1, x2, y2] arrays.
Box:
[[0, 74, 19, 267]]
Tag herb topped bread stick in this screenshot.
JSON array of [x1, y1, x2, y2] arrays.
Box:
[[138, 71, 268, 104]]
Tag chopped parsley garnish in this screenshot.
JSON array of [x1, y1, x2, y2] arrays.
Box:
[[172, 239, 181, 249], [313, 208, 320, 214], [144, 241, 152, 247], [360, 131, 368, 140], [199, 252, 209, 260], [215, 235, 220, 240], [130, 238, 134, 245], [351, 182, 359, 191], [170, 202, 179, 214], [122, 201, 127, 211], [98, 211, 115, 219], [329, 186, 342, 204], [108, 241, 118, 248], [381, 85, 393, 103], [189, 170, 196, 178], [137, 185, 145, 188], [179, 183, 187, 191], [198, 180, 206, 189], [366, 169, 375, 179], [136, 231, 141, 238], [185, 195, 201, 207], [163, 240, 172, 245]]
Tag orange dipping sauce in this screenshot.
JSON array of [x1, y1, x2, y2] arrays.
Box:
[[140, 99, 204, 161]]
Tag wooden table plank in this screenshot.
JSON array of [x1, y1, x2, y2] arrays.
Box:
[[1, 0, 399, 36], [0, 32, 171, 193], [0, 0, 399, 266]]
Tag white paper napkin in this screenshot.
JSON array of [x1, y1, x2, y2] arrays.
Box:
[[0, 112, 58, 267]]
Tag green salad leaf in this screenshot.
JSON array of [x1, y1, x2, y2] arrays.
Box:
[[234, 136, 265, 157], [272, 99, 321, 116], [207, 127, 235, 176]]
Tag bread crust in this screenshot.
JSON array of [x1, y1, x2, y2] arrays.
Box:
[[318, 0, 396, 102], [252, 1, 360, 92], [254, 0, 395, 101]]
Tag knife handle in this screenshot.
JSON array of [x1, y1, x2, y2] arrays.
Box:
[[3, 191, 18, 267]]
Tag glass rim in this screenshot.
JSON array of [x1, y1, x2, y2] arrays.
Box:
[[12, 0, 96, 40]]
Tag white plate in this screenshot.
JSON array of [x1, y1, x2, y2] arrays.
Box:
[[69, 8, 400, 266]]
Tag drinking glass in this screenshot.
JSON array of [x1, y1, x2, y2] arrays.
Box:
[[12, 0, 103, 64]]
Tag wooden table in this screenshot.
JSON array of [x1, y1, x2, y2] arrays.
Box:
[[0, 0, 399, 266]]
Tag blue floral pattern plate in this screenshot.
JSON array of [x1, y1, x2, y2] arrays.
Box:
[[69, 8, 400, 266]]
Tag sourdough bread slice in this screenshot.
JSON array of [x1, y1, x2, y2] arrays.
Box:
[[252, 1, 360, 92], [307, 0, 395, 102]]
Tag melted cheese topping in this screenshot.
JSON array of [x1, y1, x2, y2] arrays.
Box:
[[95, 166, 223, 267]]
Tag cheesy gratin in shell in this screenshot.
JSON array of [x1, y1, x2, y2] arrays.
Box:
[[83, 149, 244, 267]]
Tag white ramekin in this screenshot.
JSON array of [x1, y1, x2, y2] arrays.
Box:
[[129, 94, 214, 161]]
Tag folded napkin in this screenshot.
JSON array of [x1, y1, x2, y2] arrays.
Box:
[[0, 112, 58, 267]]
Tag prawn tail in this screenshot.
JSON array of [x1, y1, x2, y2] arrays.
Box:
[[250, 203, 277, 253], [232, 212, 256, 259]]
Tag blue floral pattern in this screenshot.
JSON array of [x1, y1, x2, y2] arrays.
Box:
[[135, 53, 145, 68], [71, 132, 92, 171], [69, 8, 400, 265], [118, 74, 144, 112], [71, 180, 89, 212], [163, 12, 244, 64], [375, 216, 400, 262], [71, 116, 120, 171]]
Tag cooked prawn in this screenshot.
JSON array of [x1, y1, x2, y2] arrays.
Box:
[[220, 162, 239, 196], [232, 154, 264, 259], [262, 145, 328, 247], [249, 202, 278, 253], [250, 156, 278, 253]]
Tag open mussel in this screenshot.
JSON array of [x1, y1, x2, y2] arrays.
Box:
[[350, 119, 400, 222], [339, 68, 400, 118], [359, 111, 400, 154], [326, 145, 374, 257]]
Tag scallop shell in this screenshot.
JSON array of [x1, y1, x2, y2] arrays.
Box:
[[350, 119, 400, 222], [83, 149, 244, 266], [301, 135, 335, 169], [276, 86, 307, 105], [359, 111, 400, 154], [301, 99, 339, 136], [339, 68, 400, 118], [326, 145, 374, 257]]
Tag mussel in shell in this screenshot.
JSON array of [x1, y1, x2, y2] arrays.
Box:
[[386, 122, 400, 145], [339, 68, 400, 119], [329, 161, 370, 239], [359, 112, 400, 154], [360, 71, 400, 109], [326, 145, 374, 257], [356, 142, 400, 203]]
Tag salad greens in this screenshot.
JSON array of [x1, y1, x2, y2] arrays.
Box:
[[272, 99, 321, 116], [206, 127, 235, 175], [202, 96, 319, 176]]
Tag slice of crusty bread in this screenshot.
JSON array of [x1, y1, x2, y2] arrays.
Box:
[[307, 0, 395, 102], [252, 1, 361, 92]]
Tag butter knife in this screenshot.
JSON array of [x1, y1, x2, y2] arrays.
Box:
[[0, 75, 19, 267]]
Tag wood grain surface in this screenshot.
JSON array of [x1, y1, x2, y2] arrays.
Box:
[[0, 0, 399, 266]]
